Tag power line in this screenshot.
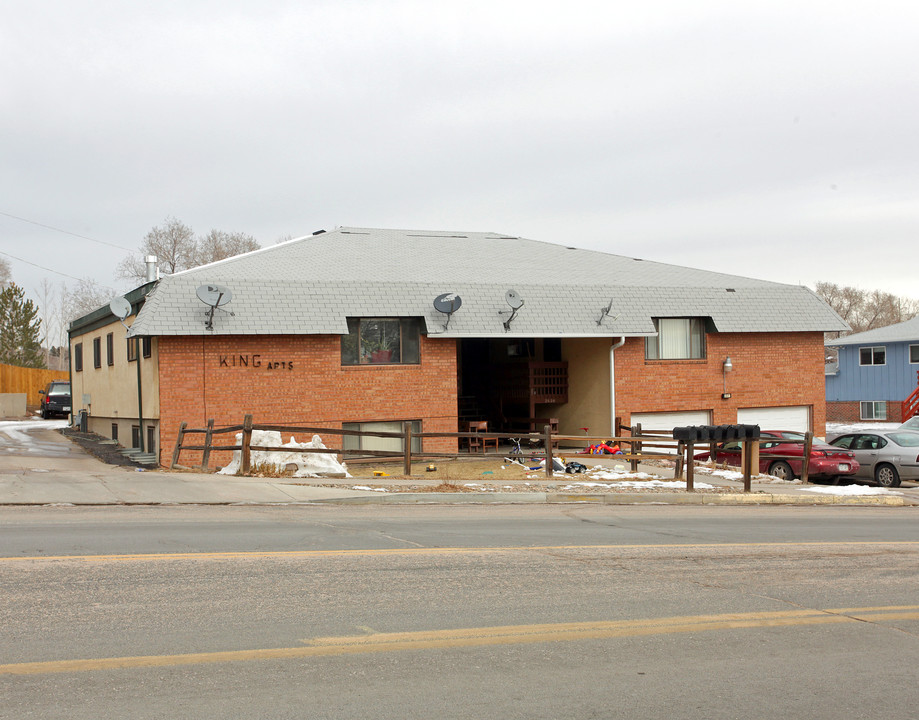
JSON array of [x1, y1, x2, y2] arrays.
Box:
[[0, 210, 134, 252], [0, 248, 120, 292]]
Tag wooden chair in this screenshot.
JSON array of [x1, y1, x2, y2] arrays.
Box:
[[467, 420, 499, 453]]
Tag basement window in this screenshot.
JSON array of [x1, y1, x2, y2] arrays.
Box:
[[342, 420, 422, 453], [341, 318, 421, 365], [860, 401, 887, 420], [645, 318, 706, 360]]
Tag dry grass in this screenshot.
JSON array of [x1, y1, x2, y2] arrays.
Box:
[[349, 456, 563, 482], [249, 462, 296, 478]]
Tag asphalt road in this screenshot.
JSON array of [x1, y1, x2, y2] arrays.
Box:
[[2, 505, 918, 720]]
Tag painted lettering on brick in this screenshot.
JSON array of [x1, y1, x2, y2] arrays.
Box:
[[218, 354, 293, 370]]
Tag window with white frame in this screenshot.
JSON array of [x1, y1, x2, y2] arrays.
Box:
[[342, 420, 422, 453], [341, 318, 421, 365], [860, 401, 887, 420], [645, 318, 706, 360], [859, 346, 886, 366], [910, 344, 919, 364]]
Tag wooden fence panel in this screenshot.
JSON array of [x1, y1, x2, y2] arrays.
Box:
[[0, 363, 63, 407]]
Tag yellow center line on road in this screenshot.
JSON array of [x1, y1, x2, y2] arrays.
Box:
[[2, 605, 917, 676], [2, 540, 919, 563]]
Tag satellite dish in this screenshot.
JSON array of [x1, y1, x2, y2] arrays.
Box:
[[196, 284, 234, 330], [109, 296, 132, 320], [433, 292, 462, 332], [505, 289, 524, 310], [501, 289, 525, 331], [196, 284, 233, 307], [433, 292, 462, 314]]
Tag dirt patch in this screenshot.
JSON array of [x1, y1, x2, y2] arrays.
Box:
[[350, 457, 552, 483]]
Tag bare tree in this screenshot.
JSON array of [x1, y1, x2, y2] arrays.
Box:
[[196, 230, 260, 265], [117, 218, 261, 284], [117, 217, 197, 283], [34, 279, 68, 370], [817, 281, 919, 336], [62, 278, 113, 326], [0, 256, 11, 289]]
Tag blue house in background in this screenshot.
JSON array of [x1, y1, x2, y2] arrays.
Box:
[[826, 316, 919, 423]]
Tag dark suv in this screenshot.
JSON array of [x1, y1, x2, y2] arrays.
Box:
[[39, 380, 71, 419]]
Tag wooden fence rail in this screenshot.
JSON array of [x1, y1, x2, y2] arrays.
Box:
[[170, 416, 689, 481], [171, 417, 818, 492]]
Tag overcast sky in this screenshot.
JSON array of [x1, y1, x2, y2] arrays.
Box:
[[2, 0, 917, 306]]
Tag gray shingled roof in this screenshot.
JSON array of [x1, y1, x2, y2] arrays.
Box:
[[127, 227, 848, 338], [827, 316, 919, 346]]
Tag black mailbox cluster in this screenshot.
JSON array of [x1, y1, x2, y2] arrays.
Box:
[[672, 425, 761, 443]]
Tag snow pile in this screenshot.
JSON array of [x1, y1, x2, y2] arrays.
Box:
[[218, 431, 350, 478], [800, 484, 901, 497]]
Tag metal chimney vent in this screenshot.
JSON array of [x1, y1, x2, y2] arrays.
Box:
[[145, 255, 158, 282]]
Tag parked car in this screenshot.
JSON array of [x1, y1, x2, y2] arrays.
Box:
[[695, 430, 859, 482], [828, 430, 919, 487], [898, 416, 919, 431], [39, 380, 71, 419]]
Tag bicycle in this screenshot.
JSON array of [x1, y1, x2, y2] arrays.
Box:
[[504, 437, 526, 466]]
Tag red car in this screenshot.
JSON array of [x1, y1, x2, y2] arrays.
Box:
[[695, 430, 859, 482]]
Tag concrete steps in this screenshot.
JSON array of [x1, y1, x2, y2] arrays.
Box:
[[119, 448, 158, 465]]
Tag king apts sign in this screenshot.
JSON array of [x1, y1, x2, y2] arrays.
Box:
[[219, 354, 294, 371]]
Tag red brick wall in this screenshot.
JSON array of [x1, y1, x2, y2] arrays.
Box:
[[827, 401, 902, 423], [615, 331, 827, 435], [158, 334, 458, 467]]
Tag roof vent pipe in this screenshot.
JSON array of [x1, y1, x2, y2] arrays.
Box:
[[144, 255, 158, 283]]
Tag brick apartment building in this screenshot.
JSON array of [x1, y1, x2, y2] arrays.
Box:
[[68, 227, 848, 467]]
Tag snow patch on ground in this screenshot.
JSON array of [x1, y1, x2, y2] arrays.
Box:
[[547, 465, 716, 490], [0, 420, 68, 430], [218, 431, 350, 478], [825, 421, 900, 436], [800, 484, 902, 496], [693, 463, 797, 484], [561, 479, 715, 491]]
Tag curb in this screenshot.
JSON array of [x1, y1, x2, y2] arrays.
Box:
[[307, 491, 911, 506]]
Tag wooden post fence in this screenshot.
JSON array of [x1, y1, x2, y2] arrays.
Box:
[[241, 414, 253, 475], [403, 421, 413, 476], [201, 419, 215, 472]]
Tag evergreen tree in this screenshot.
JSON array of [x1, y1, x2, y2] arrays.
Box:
[[0, 283, 45, 368]]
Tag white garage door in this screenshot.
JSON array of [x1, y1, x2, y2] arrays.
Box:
[[629, 410, 712, 433], [737, 406, 810, 432]]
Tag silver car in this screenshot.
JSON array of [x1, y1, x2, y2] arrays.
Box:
[[898, 416, 919, 431], [828, 431, 919, 487]]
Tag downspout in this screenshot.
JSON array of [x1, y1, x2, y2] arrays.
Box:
[[609, 337, 626, 435], [135, 256, 157, 454], [136, 335, 144, 453]]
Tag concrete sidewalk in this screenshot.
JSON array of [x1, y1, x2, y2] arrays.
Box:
[[0, 423, 916, 506], [1, 458, 915, 507]]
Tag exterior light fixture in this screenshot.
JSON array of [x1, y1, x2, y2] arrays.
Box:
[[722, 357, 733, 399]]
